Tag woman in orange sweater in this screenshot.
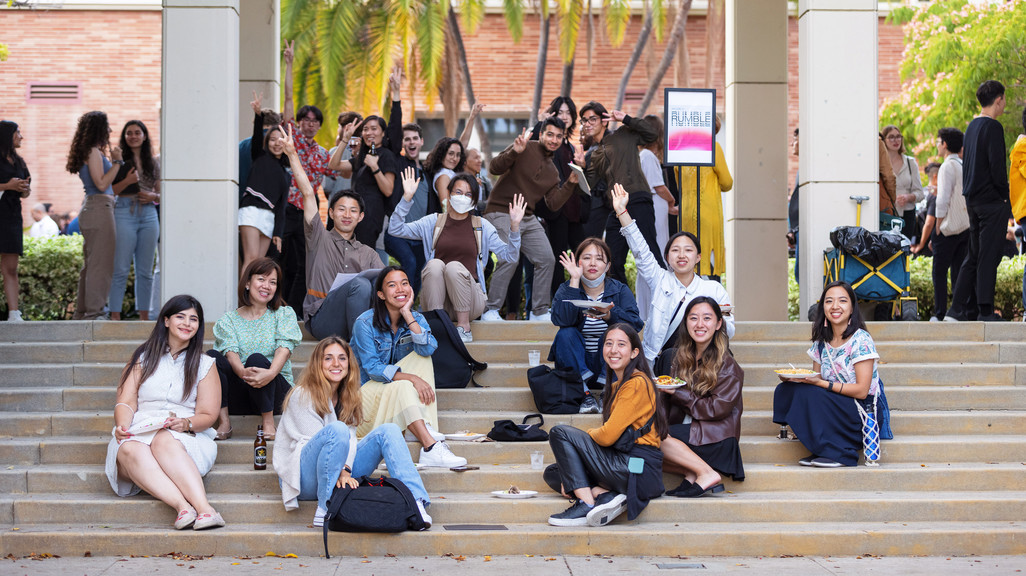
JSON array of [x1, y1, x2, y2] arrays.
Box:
[[546, 323, 666, 527]]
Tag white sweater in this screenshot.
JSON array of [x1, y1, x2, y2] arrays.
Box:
[[273, 387, 357, 510]]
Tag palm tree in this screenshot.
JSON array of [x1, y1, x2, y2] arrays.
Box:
[[636, 0, 693, 116]]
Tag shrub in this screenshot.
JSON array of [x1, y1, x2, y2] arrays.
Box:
[[0, 235, 137, 320]]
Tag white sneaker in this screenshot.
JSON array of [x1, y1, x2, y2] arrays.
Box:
[[528, 311, 551, 323], [6, 310, 23, 322], [418, 441, 467, 468], [457, 326, 473, 343], [481, 309, 504, 322], [416, 500, 432, 529], [313, 506, 327, 527], [929, 316, 940, 322], [943, 315, 960, 322], [404, 424, 446, 443]]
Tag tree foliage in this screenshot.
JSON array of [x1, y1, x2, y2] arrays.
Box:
[[880, 0, 1026, 166]]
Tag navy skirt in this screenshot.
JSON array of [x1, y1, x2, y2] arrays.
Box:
[[773, 381, 862, 466], [669, 422, 745, 481]]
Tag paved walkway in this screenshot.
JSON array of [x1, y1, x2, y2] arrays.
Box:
[[4, 554, 1024, 575]]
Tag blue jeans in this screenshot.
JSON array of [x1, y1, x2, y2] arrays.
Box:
[[108, 197, 159, 315], [550, 326, 602, 389], [384, 233, 425, 295], [298, 422, 429, 511]]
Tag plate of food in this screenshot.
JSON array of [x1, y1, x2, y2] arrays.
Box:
[[774, 368, 818, 380], [655, 375, 686, 390], [445, 432, 485, 441], [563, 299, 614, 310], [491, 485, 538, 499]]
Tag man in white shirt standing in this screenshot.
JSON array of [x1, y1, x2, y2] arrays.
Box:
[[933, 128, 971, 321], [28, 203, 59, 238]]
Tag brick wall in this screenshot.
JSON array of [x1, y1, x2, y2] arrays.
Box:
[[0, 7, 904, 223], [0, 9, 162, 224]]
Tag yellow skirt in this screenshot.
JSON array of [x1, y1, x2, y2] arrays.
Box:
[[357, 351, 438, 437]]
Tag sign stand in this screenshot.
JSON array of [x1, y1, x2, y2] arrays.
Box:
[[663, 88, 716, 252]]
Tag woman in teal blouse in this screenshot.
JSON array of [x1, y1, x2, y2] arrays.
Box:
[[208, 258, 302, 440]]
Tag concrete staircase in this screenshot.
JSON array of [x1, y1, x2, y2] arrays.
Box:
[[2, 320, 1025, 558]]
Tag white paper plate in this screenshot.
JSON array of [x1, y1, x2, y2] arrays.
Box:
[[774, 370, 818, 379], [655, 383, 685, 391], [563, 299, 613, 310], [445, 433, 485, 441], [491, 490, 538, 499]]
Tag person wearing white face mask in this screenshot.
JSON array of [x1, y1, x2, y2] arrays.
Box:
[[388, 169, 526, 342], [548, 238, 643, 414]]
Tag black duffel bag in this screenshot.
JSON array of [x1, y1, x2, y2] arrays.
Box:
[[487, 413, 549, 442], [527, 365, 585, 414], [322, 476, 425, 558]]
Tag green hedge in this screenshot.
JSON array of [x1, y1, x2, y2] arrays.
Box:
[[0, 235, 136, 320], [787, 255, 1026, 321]]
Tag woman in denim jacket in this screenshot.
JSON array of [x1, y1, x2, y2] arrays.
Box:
[[350, 266, 468, 468], [548, 237, 643, 414]]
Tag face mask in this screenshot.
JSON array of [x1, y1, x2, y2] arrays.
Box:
[[582, 272, 606, 289], [449, 195, 474, 214]]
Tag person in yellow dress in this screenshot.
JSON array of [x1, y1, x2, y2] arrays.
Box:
[[674, 116, 733, 279]]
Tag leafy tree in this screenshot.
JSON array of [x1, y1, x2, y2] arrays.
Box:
[[880, 0, 1026, 165]]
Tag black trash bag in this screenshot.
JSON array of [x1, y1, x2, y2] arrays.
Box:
[[829, 226, 907, 267]]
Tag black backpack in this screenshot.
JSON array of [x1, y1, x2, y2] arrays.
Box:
[[322, 476, 425, 558], [527, 365, 586, 414], [422, 309, 487, 389]]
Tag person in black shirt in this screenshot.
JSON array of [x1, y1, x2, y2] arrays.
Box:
[[947, 80, 1010, 322], [327, 116, 399, 247]]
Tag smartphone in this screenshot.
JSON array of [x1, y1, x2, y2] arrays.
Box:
[[450, 466, 479, 472]]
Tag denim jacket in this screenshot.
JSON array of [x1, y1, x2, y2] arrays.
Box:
[[350, 309, 437, 384]]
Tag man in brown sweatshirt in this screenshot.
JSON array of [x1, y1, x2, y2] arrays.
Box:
[[481, 117, 581, 322]]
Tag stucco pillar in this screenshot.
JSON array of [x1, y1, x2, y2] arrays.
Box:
[[724, 0, 789, 320], [161, 0, 240, 318], [239, 0, 280, 140], [797, 0, 879, 316]]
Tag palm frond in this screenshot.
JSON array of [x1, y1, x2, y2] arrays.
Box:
[[502, 0, 524, 43], [651, 0, 665, 43], [415, 0, 448, 107], [603, 0, 630, 47], [460, 0, 485, 35], [557, 0, 584, 64]]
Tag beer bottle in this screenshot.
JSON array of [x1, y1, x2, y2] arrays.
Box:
[[254, 425, 267, 470]]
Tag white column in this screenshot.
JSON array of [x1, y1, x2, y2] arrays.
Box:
[[724, 0, 790, 320], [161, 0, 240, 319], [239, 0, 280, 140], [797, 0, 879, 316]]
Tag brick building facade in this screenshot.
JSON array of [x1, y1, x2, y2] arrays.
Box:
[[0, 5, 904, 224]]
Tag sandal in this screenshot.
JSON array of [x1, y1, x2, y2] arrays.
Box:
[[214, 427, 232, 441]]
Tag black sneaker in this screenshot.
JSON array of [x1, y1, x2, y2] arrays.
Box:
[[586, 492, 626, 527], [579, 394, 600, 414], [548, 499, 593, 527]]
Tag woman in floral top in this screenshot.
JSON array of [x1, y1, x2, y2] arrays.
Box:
[[208, 258, 302, 440], [773, 281, 880, 467]]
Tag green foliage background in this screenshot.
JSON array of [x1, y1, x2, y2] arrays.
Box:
[[880, 0, 1026, 166], [0, 235, 136, 320]]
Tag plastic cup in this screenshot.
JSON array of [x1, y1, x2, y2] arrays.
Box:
[[528, 350, 541, 366], [530, 451, 544, 470]]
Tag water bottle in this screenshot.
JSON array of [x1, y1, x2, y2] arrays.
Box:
[[862, 408, 880, 466]]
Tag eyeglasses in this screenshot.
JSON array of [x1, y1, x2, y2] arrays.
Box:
[[581, 116, 601, 125], [885, 134, 902, 141]]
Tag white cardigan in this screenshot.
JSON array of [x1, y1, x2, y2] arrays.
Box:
[[273, 387, 358, 510]]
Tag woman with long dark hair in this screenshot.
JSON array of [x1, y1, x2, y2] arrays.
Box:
[[0, 121, 31, 321], [773, 281, 882, 467], [66, 111, 122, 320], [239, 93, 289, 274], [104, 294, 225, 530], [423, 137, 466, 206], [881, 125, 924, 240], [546, 323, 666, 527], [274, 337, 432, 528], [208, 257, 302, 440], [659, 297, 744, 497], [350, 266, 467, 468], [109, 120, 160, 320], [327, 115, 399, 246]]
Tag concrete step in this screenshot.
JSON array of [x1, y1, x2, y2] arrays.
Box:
[[4, 361, 1024, 389], [4, 339, 1018, 366], [5, 462, 1023, 497], [1, 520, 1023, 557], [7, 490, 1026, 528]]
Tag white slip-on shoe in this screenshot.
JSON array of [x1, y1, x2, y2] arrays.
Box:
[[528, 311, 551, 323], [481, 309, 504, 322], [418, 441, 467, 468]]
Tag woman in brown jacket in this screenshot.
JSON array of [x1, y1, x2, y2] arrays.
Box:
[[659, 296, 744, 497]]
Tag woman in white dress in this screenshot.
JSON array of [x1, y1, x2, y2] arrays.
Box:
[[105, 294, 225, 530]]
